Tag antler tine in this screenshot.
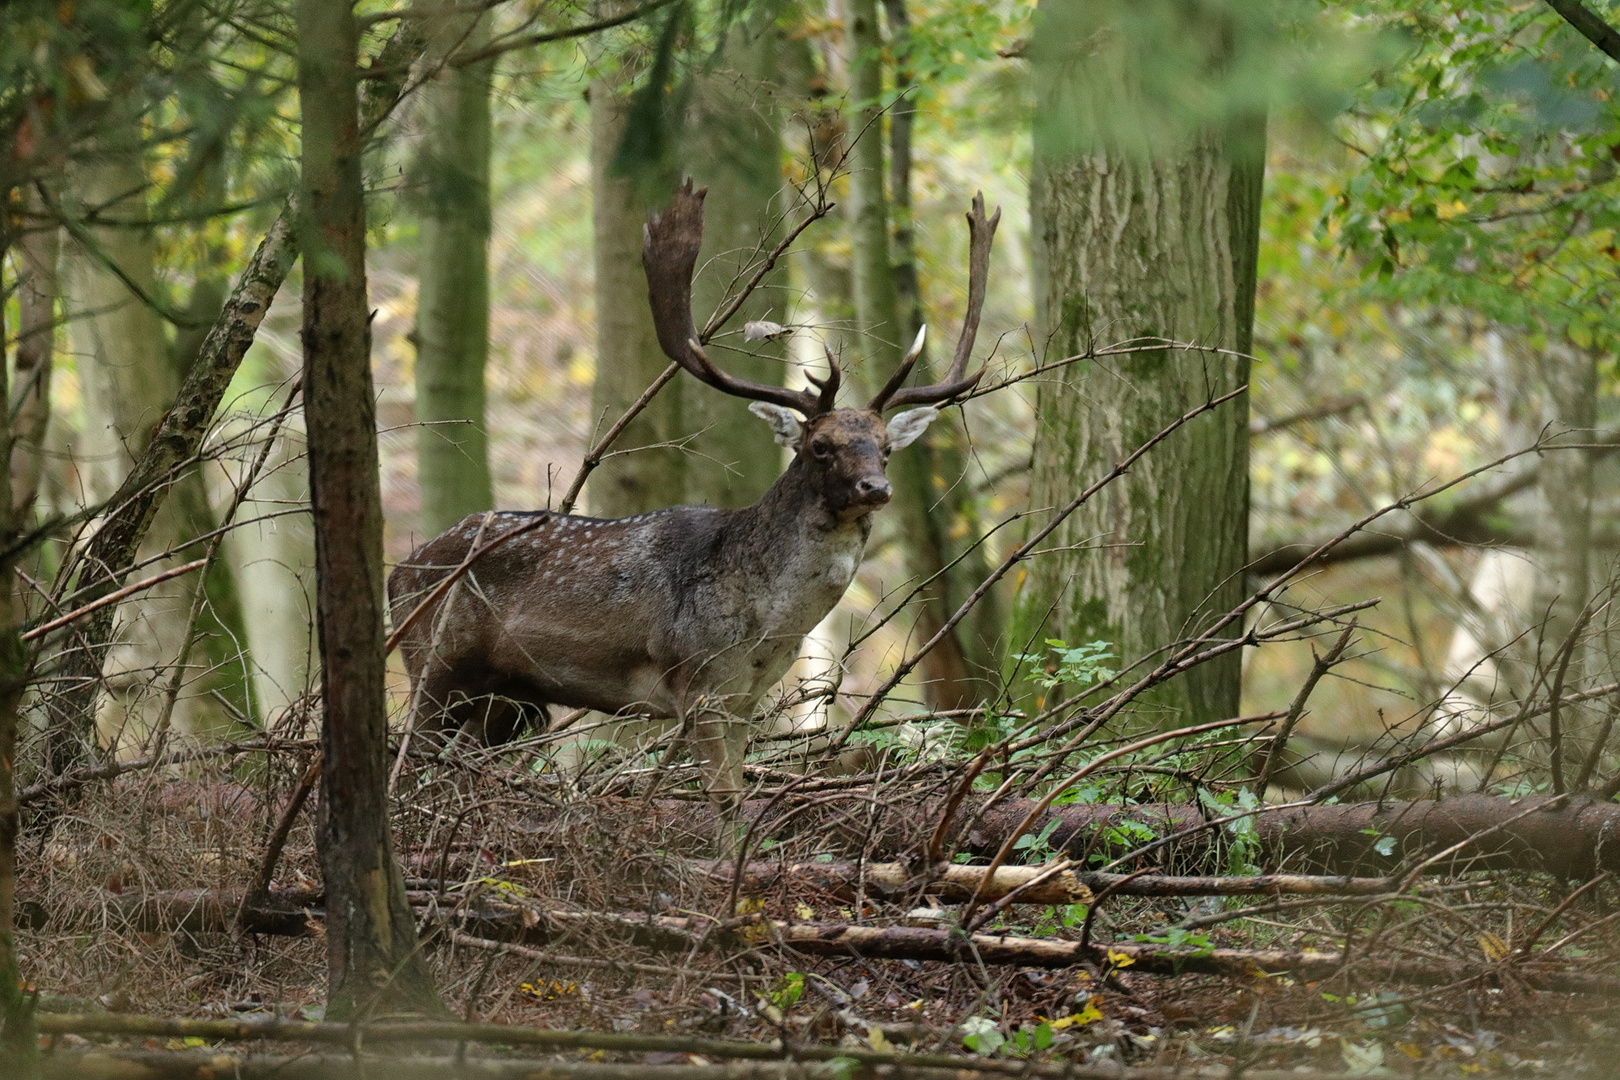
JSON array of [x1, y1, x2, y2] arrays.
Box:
[[807, 343, 842, 412], [643, 180, 826, 415], [881, 192, 1001, 411], [866, 325, 928, 412]]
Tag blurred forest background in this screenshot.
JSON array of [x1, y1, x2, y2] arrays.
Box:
[[5, 0, 1620, 1061], [5, 0, 1615, 793]]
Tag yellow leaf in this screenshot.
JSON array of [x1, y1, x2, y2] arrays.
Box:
[[867, 1028, 891, 1053], [1396, 1042, 1424, 1060], [1049, 997, 1103, 1029], [1105, 948, 1136, 969], [794, 903, 815, 921], [736, 897, 766, 916], [1477, 931, 1509, 961]]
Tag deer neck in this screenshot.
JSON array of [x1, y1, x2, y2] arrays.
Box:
[[729, 453, 871, 611], [749, 452, 871, 543]]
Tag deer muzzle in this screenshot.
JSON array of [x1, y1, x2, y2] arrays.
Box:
[[853, 477, 892, 508]]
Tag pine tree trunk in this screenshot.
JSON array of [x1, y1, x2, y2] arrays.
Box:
[[412, 8, 495, 535], [682, 15, 787, 509], [843, 0, 980, 709], [1015, 0, 1259, 726], [297, 0, 444, 1018], [588, 81, 684, 517]]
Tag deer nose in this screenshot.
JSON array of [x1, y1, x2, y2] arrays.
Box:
[[855, 477, 892, 505]]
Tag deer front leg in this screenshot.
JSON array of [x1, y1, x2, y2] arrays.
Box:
[[687, 699, 750, 853]]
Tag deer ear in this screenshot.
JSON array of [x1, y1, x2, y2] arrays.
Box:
[[885, 407, 939, 450], [748, 402, 803, 448]]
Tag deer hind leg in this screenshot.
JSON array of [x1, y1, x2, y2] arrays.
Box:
[[404, 664, 496, 751]]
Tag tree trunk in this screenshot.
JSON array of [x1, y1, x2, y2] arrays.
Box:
[[297, 0, 444, 1018], [682, 16, 788, 509], [12, 181, 58, 526], [1533, 342, 1597, 792], [0, 194, 40, 1076], [57, 142, 234, 756], [842, 0, 980, 710], [1014, 0, 1259, 725], [588, 81, 684, 518], [171, 268, 259, 733], [42, 202, 295, 777], [412, 7, 495, 536], [882, 0, 1004, 703]]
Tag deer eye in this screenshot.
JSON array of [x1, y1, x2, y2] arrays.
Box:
[[810, 438, 834, 458]]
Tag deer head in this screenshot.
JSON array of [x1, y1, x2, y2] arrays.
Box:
[[643, 181, 1001, 522]]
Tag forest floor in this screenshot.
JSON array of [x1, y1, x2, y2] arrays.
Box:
[[16, 751, 1620, 1078]]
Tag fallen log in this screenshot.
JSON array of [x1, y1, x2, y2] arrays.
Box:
[[30, 1049, 1382, 1080], [470, 909, 1620, 997], [673, 792, 1620, 880], [710, 859, 1093, 905], [757, 919, 1620, 995], [712, 860, 1393, 902]]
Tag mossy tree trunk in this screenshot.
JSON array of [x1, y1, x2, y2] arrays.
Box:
[[412, 5, 495, 535], [588, 80, 685, 517], [297, 0, 445, 1018], [1014, 0, 1261, 725], [683, 13, 788, 508]]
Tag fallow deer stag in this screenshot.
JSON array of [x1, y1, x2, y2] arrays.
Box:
[[388, 181, 999, 818]]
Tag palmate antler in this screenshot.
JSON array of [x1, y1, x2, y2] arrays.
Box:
[[643, 181, 839, 416], [867, 192, 1001, 412], [643, 180, 998, 417]]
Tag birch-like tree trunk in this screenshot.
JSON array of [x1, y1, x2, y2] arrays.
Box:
[[1533, 342, 1598, 791], [1015, 0, 1260, 725], [412, 7, 495, 535], [588, 81, 685, 517], [298, 0, 444, 1017], [60, 144, 237, 751]]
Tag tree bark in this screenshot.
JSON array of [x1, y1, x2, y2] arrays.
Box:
[[588, 80, 685, 517], [1014, 0, 1258, 725], [682, 15, 789, 509], [412, 6, 495, 535], [297, 0, 444, 1018]]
